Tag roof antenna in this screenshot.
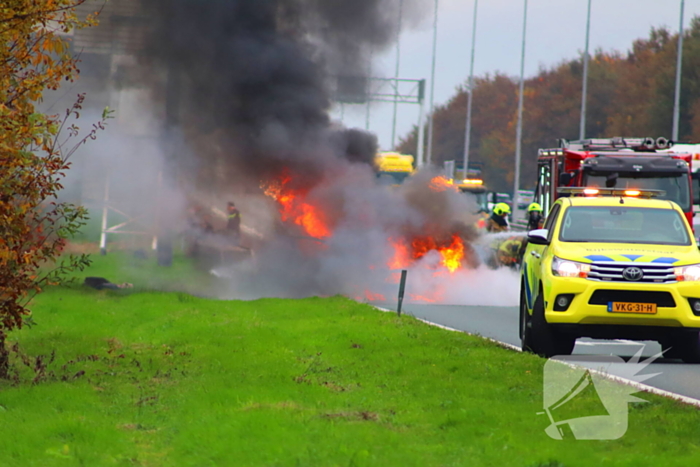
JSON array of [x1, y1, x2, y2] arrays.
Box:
[[619, 197, 625, 204]]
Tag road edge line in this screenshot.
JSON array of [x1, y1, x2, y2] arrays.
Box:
[[373, 305, 700, 409]]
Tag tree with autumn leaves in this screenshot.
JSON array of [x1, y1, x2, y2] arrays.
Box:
[[400, 18, 700, 193], [0, 0, 104, 374]]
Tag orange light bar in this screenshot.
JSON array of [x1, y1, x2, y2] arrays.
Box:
[[462, 179, 484, 185], [558, 187, 665, 198]]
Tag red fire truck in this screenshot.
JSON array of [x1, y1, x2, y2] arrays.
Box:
[[534, 137, 695, 226]]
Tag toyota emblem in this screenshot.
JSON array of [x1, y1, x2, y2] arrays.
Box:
[[622, 267, 644, 281]]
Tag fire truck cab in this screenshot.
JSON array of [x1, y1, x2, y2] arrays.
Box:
[[535, 137, 694, 226], [660, 143, 700, 233]]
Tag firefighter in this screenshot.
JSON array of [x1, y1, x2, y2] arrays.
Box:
[[486, 202, 510, 233], [496, 235, 527, 269], [527, 202, 544, 231], [226, 201, 241, 243]]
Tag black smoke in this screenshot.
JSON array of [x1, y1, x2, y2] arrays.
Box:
[[126, 0, 514, 304], [139, 0, 424, 187]]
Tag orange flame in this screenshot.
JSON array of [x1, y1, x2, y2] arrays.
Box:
[[439, 235, 465, 273], [429, 176, 457, 192], [388, 237, 411, 270], [409, 284, 446, 303], [388, 234, 465, 273], [364, 290, 386, 301], [263, 171, 331, 239]]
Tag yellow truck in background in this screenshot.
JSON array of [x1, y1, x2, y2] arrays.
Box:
[[375, 152, 415, 185]]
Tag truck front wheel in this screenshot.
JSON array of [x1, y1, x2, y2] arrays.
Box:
[[527, 288, 575, 358]]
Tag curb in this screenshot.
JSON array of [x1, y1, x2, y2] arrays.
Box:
[[373, 305, 700, 408]]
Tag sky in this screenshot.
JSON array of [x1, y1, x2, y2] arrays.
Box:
[[331, 0, 700, 152]]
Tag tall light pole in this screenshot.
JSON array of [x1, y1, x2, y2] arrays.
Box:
[[391, 0, 403, 149], [463, 0, 479, 179], [673, 0, 685, 141], [416, 79, 427, 168], [579, 0, 592, 140], [426, 0, 440, 166], [513, 0, 528, 200], [366, 50, 373, 131]]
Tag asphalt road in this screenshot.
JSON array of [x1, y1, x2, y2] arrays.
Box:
[[375, 302, 700, 401]]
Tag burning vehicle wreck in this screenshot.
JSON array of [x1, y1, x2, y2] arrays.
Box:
[[200, 165, 513, 304], [116, 0, 520, 306]]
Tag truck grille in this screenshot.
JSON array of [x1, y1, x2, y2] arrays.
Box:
[[589, 290, 676, 307], [587, 262, 676, 284]]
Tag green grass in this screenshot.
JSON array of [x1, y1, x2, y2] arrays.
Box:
[[1, 254, 700, 466], [64, 249, 216, 296]]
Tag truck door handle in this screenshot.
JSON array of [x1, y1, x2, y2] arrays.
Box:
[[531, 251, 541, 258]]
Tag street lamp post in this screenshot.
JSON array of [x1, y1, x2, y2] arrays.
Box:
[[463, 0, 479, 179], [579, 0, 592, 140], [391, 0, 404, 149], [366, 51, 373, 130], [426, 0, 439, 166], [513, 0, 528, 201], [416, 80, 427, 168], [673, 0, 685, 141]]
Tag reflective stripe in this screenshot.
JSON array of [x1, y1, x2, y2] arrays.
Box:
[[583, 254, 679, 264], [523, 262, 532, 310]]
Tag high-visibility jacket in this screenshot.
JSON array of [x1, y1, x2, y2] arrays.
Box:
[[496, 236, 526, 266], [227, 209, 241, 233]]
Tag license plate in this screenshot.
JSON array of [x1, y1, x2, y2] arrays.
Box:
[[607, 302, 657, 314]]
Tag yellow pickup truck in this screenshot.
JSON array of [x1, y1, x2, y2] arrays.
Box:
[[521, 188, 700, 362]]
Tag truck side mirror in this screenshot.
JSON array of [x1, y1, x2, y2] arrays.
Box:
[[527, 229, 550, 245], [605, 172, 619, 188], [692, 172, 700, 205], [558, 173, 573, 185]]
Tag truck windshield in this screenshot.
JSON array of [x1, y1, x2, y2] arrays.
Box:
[[475, 192, 488, 212], [460, 191, 489, 213], [559, 206, 691, 245], [582, 172, 690, 211]]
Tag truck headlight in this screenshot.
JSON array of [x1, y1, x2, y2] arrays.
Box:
[[674, 264, 700, 282], [552, 257, 591, 278]]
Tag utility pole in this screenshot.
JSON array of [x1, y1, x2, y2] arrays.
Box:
[[365, 96, 371, 131], [366, 52, 372, 131], [391, 0, 403, 149], [416, 79, 427, 168], [513, 0, 528, 200], [426, 0, 440, 166], [673, 0, 685, 141], [463, 0, 479, 179], [579, 0, 592, 140]]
